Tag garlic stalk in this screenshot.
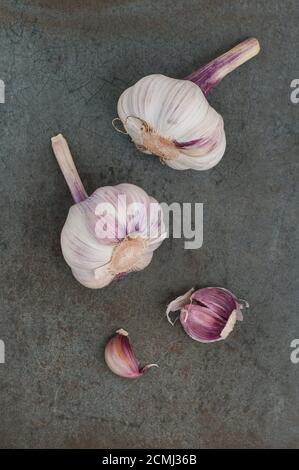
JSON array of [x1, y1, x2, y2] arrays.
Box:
[[166, 287, 249, 342], [185, 37, 260, 94], [51, 134, 166, 289], [115, 38, 260, 171], [105, 329, 158, 379]]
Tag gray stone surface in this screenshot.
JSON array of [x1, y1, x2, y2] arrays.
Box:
[[0, 0, 298, 449]]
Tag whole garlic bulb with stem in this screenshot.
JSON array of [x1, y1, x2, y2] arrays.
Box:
[[166, 287, 249, 342], [114, 38, 260, 171], [51, 134, 166, 289]]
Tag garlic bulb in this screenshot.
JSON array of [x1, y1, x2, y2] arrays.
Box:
[[115, 38, 260, 170], [51, 134, 166, 289], [166, 287, 249, 342], [105, 329, 158, 379]]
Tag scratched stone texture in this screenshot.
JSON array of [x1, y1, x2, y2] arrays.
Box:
[[0, 0, 298, 449]]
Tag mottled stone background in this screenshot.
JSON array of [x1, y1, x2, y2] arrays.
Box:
[[0, 0, 298, 448]]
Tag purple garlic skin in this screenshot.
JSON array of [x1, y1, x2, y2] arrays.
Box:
[[167, 287, 249, 343], [186, 37, 260, 95]]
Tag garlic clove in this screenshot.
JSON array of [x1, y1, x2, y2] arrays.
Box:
[[167, 287, 248, 343], [191, 287, 238, 314], [180, 304, 224, 343], [105, 329, 158, 379]]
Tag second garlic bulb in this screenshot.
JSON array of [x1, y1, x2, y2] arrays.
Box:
[[52, 134, 166, 289], [62, 182, 166, 288]]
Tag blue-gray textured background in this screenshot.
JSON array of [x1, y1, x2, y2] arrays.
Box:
[[0, 0, 298, 448]]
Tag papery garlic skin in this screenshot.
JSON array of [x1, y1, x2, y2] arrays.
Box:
[[105, 329, 158, 379], [117, 75, 226, 171], [52, 134, 166, 289], [115, 38, 260, 171], [167, 287, 248, 343]]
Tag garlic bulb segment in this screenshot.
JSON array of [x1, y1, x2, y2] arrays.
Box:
[[51, 134, 166, 289], [105, 329, 158, 379], [166, 287, 249, 343], [115, 38, 260, 171]]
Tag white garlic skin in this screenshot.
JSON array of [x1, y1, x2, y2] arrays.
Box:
[[61, 183, 166, 289], [117, 74, 226, 171]]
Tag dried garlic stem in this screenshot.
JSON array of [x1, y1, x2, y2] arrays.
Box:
[[51, 134, 88, 203], [186, 37, 260, 95]]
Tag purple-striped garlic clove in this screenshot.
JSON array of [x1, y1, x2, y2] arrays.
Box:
[[166, 287, 249, 343], [115, 38, 260, 171], [105, 329, 158, 379]]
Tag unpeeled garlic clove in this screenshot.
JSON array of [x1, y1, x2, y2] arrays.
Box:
[[115, 38, 260, 171], [166, 287, 249, 343], [51, 134, 166, 289], [105, 329, 158, 379]]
